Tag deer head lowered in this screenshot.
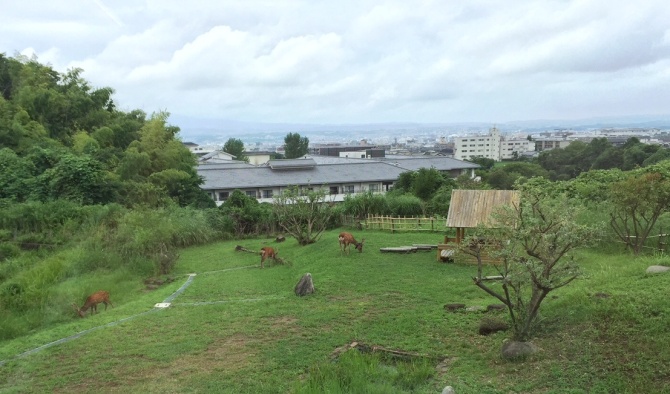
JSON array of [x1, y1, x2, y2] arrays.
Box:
[[72, 290, 114, 318], [339, 232, 365, 254]]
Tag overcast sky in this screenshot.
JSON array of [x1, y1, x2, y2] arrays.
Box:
[[3, 0, 670, 126]]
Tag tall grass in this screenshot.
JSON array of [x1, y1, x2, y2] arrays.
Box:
[[0, 204, 227, 340], [294, 351, 434, 393]]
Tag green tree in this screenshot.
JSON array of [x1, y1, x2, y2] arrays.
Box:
[[643, 149, 670, 166], [388, 171, 415, 196], [39, 153, 114, 204], [223, 138, 248, 162], [467, 178, 600, 341], [413, 167, 445, 200], [428, 183, 456, 216], [592, 147, 624, 170], [577, 137, 611, 171], [0, 148, 36, 201], [219, 189, 268, 236], [538, 141, 587, 180], [283, 132, 309, 159], [608, 163, 670, 255], [342, 191, 390, 220], [470, 157, 495, 170], [622, 143, 649, 171], [273, 186, 333, 245], [486, 162, 549, 190]]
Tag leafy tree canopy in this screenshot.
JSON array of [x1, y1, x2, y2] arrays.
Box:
[[0, 54, 208, 208], [283, 132, 309, 159], [222, 138, 247, 162]]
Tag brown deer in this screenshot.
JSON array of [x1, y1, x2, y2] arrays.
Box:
[[72, 290, 114, 318], [260, 246, 278, 268], [339, 232, 365, 254]]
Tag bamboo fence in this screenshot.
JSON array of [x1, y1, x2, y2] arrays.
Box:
[[361, 214, 450, 233]]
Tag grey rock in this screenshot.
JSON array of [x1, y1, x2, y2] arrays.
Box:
[[501, 341, 539, 360], [441, 386, 455, 394], [646, 265, 670, 274], [295, 273, 315, 296]]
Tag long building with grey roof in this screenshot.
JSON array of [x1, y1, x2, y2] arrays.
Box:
[[198, 155, 479, 205]]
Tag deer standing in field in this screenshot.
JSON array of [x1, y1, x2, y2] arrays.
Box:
[[72, 290, 114, 318], [260, 246, 278, 268], [339, 232, 365, 255]]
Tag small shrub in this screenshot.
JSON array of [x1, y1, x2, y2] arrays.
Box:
[[0, 229, 12, 242], [0, 242, 20, 261], [387, 194, 425, 216]]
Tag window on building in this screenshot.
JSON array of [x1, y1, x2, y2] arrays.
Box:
[[246, 190, 256, 198], [344, 185, 355, 194], [369, 184, 379, 192], [330, 186, 339, 195], [262, 190, 273, 198], [218, 191, 229, 201]]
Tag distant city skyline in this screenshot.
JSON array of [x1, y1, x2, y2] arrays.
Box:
[[176, 114, 670, 146]]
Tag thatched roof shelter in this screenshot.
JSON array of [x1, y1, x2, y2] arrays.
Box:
[[446, 190, 520, 228]]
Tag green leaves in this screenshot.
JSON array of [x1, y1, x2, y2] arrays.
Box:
[[283, 132, 309, 159], [272, 186, 332, 245], [222, 138, 247, 162]]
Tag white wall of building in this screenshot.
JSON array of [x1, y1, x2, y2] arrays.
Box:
[[453, 127, 502, 161], [454, 127, 535, 161], [500, 139, 533, 160], [339, 150, 369, 159], [210, 181, 387, 206]]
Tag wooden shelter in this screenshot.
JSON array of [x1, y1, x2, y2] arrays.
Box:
[[437, 189, 520, 261]]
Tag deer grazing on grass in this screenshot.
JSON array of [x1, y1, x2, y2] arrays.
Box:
[[260, 246, 278, 268], [72, 290, 114, 318], [339, 232, 365, 254]]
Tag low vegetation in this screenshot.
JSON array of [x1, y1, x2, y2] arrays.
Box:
[[1, 229, 669, 393]]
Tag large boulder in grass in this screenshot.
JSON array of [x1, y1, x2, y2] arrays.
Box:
[[441, 386, 456, 394], [295, 273, 315, 296], [501, 341, 539, 360], [646, 265, 670, 274]]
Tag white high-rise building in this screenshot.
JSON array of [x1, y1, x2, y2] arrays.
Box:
[[453, 127, 502, 161], [453, 127, 533, 161]]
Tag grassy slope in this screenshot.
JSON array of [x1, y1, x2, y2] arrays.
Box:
[[0, 230, 669, 393]]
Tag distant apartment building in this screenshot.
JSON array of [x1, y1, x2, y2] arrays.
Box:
[[453, 127, 501, 161], [183, 142, 220, 157], [534, 139, 572, 152], [453, 127, 533, 161]]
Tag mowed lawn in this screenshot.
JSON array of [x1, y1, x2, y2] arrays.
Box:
[[0, 229, 669, 393]]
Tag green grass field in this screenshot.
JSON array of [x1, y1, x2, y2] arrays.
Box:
[[1, 229, 669, 393]]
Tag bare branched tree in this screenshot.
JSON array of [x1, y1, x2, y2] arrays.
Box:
[[272, 186, 333, 245], [464, 179, 602, 341]]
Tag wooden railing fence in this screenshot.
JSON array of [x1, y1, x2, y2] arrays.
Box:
[[341, 214, 451, 233]]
